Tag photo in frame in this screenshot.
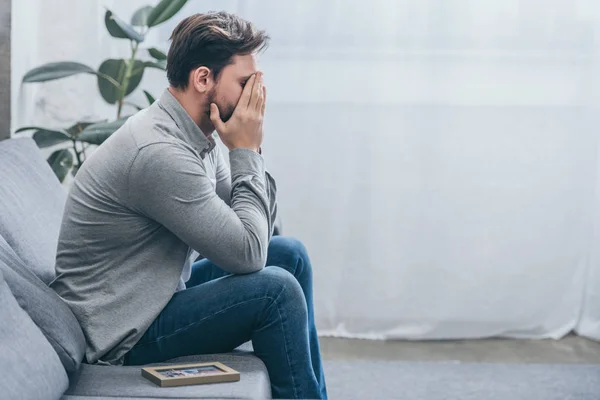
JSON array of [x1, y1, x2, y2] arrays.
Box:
[[141, 362, 240, 387]]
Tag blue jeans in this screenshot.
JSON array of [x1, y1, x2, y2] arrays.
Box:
[[124, 236, 328, 399]]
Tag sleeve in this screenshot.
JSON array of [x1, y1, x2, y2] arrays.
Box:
[[214, 145, 232, 206], [128, 143, 274, 274], [215, 144, 278, 237], [265, 171, 278, 236]]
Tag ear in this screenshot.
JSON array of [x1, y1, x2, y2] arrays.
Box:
[[190, 66, 212, 93]]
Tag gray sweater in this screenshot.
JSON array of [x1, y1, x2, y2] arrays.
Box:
[[50, 89, 277, 365]]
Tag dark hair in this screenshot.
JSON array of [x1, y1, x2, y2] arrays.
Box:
[[167, 12, 270, 89]]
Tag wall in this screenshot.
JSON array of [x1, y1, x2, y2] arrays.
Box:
[[11, 0, 600, 341], [0, 0, 9, 140]]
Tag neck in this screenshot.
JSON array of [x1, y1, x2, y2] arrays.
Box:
[[168, 87, 213, 137]]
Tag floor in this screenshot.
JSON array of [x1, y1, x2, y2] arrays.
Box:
[[320, 335, 600, 364]]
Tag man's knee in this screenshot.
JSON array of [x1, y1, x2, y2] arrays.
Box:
[[258, 267, 307, 314], [268, 236, 311, 274]]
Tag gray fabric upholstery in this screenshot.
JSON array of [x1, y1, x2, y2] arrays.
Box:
[[235, 341, 254, 352], [0, 234, 85, 372], [64, 353, 270, 399], [62, 397, 214, 400], [0, 269, 69, 400], [63, 397, 233, 400], [0, 137, 66, 284]]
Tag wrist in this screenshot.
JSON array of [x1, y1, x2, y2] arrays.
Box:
[[229, 148, 266, 177], [229, 146, 261, 153], [228, 143, 261, 153]]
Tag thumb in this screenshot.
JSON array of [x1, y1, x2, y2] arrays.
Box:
[[209, 103, 225, 132]]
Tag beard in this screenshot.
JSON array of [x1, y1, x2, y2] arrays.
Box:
[[207, 89, 235, 123]]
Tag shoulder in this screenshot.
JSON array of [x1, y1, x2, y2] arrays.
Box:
[[131, 141, 204, 177], [125, 105, 188, 151]]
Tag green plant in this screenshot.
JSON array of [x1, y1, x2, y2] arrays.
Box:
[[15, 0, 188, 182]]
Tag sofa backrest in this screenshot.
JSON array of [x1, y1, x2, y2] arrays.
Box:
[[0, 137, 67, 284], [0, 137, 84, 371], [0, 233, 85, 372], [0, 268, 69, 400]]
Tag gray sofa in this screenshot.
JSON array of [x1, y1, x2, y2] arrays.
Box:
[[0, 137, 271, 399]]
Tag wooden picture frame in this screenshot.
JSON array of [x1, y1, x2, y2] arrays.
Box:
[[142, 361, 240, 387]]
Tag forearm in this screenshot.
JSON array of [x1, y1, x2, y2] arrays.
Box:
[[229, 148, 275, 242]]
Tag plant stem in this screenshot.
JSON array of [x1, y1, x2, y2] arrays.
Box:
[[74, 124, 87, 161], [117, 41, 140, 119], [72, 140, 82, 167], [78, 140, 87, 160]]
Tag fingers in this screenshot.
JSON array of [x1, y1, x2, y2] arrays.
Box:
[[249, 72, 263, 110], [238, 73, 257, 109], [261, 85, 267, 115], [209, 103, 225, 132], [254, 75, 264, 112]]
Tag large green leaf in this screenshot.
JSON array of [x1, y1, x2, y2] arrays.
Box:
[[66, 121, 99, 137], [22, 62, 96, 83], [97, 59, 145, 104], [105, 10, 144, 42], [15, 126, 66, 135], [126, 61, 146, 94], [131, 5, 154, 26], [78, 118, 129, 145], [144, 60, 167, 70], [32, 130, 72, 148], [98, 60, 126, 104], [146, 0, 188, 27], [143, 90, 156, 106], [148, 47, 167, 60], [47, 149, 74, 183]]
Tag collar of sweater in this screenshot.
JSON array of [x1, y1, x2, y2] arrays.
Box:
[[157, 88, 216, 159]]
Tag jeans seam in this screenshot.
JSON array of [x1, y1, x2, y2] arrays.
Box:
[[255, 279, 300, 399], [252, 278, 299, 398], [273, 290, 299, 399]]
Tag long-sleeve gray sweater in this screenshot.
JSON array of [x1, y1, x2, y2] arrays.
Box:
[[50, 89, 277, 365]]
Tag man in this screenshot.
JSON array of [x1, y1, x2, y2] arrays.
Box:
[[50, 12, 327, 399]]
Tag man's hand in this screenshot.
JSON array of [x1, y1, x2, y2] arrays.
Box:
[[210, 72, 267, 152]]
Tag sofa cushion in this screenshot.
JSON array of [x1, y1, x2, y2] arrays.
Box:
[[0, 137, 67, 284], [64, 353, 270, 399], [0, 233, 85, 372], [0, 269, 69, 400]]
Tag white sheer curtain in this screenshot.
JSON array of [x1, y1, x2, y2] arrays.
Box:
[[11, 0, 600, 340]]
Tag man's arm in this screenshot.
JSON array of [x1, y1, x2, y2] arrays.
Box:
[[264, 167, 278, 236], [215, 145, 278, 236], [214, 145, 232, 205], [132, 72, 273, 274], [128, 143, 273, 274]]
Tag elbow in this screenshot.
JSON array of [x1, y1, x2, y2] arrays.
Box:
[[228, 253, 266, 275], [246, 261, 266, 274], [233, 230, 268, 274], [225, 229, 269, 274]]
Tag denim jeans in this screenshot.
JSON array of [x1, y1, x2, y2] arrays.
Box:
[[124, 236, 328, 399]]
